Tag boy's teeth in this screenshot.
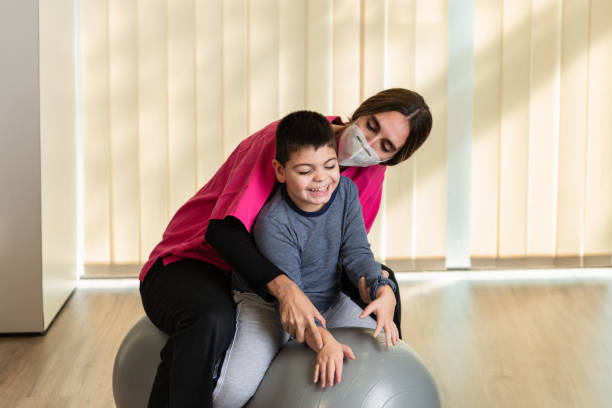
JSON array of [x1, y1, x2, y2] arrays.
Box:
[[310, 185, 328, 192]]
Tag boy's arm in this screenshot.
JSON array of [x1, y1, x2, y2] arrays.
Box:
[[304, 326, 355, 388], [252, 215, 328, 347], [339, 181, 396, 296], [359, 284, 399, 347], [338, 181, 399, 347], [251, 216, 303, 291]]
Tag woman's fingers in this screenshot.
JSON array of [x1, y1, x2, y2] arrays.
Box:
[[280, 310, 294, 338], [314, 308, 326, 328], [295, 322, 305, 344], [313, 363, 319, 384], [358, 276, 371, 303], [307, 319, 323, 350], [278, 285, 324, 346]]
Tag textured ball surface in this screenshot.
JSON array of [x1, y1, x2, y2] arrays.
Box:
[[246, 327, 440, 408], [113, 316, 440, 408], [112, 316, 167, 408]]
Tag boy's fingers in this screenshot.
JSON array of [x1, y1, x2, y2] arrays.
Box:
[[343, 344, 356, 360], [320, 362, 326, 388], [385, 324, 391, 348], [373, 320, 383, 338], [328, 360, 335, 387], [359, 302, 375, 319], [336, 358, 343, 384]]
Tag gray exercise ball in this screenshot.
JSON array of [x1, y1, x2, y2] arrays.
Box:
[[246, 327, 440, 408], [113, 316, 167, 408], [113, 316, 441, 408]]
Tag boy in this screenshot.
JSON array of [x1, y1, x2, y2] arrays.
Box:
[[212, 110, 399, 408]]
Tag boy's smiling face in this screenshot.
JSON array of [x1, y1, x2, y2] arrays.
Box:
[[273, 145, 340, 212]]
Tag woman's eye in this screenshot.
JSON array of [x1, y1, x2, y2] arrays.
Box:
[[381, 143, 390, 153], [366, 121, 375, 131]]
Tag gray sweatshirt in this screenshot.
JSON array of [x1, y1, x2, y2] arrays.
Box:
[[250, 176, 394, 311]]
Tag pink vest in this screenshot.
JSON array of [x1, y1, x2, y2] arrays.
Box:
[[139, 117, 386, 281]]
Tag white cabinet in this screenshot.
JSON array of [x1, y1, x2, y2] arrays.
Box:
[[0, 0, 77, 333]]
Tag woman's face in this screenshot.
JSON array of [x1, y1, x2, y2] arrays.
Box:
[[352, 111, 411, 163]]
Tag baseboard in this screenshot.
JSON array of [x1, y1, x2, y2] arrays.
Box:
[[84, 254, 611, 277], [84, 263, 142, 278]]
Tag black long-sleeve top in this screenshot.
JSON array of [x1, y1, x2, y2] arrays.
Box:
[[205, 216, 284, 300], [206, 215, 403, 338]]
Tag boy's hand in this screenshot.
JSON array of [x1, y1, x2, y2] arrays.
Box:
[[313, 339, 355, 388], [359, 285, 399, 348]]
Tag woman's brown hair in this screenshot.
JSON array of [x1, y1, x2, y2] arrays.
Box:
[[349, 88, 432, 166]]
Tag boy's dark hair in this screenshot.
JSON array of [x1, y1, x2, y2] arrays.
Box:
[[275, 110, 336, 165]]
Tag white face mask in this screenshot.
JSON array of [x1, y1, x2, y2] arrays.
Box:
[[337, 124, 384, 167]]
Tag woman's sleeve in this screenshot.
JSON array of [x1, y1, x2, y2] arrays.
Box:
[[206, 216, 284, 300]]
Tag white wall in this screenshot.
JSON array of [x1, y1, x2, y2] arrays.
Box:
[[0, 0, 45, 333], [0, 0, 77, 333], [39, 0, 78, 331]]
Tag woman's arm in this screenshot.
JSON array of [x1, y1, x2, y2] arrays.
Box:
[[206, 216, 282, 299], [205, 216, 326, 348]]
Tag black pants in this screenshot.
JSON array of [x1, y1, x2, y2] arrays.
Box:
[[140, 258, 402, 407], [140, 258, 236, 408]]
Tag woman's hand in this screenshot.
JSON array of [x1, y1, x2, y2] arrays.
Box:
[[359, 285, 399, 347], [358, 269, 390, 303], [313, 339, 355, 388], [268, 275, 326, 349]]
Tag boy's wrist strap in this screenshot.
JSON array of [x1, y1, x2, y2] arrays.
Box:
[[369, 277, 397, 300]]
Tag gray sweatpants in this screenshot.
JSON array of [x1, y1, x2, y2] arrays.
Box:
[[212, 291, 377, 408]]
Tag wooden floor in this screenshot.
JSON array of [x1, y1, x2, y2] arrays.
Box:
[[400, 272, 612, 408], [1, 270, 611, 407], [0, 285, 143, 408]]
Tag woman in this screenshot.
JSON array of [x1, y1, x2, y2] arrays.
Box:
[[139, 88, 432, 407]]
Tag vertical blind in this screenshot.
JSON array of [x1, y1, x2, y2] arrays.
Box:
[[79, 0, 611, 273], [471, 0, 612, 265]]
